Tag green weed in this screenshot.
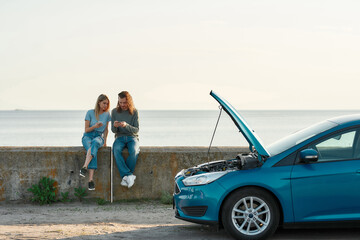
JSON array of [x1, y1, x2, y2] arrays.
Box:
[[27, 177, 57, 205], [60, 191, 71, 203], [74, 187, 87, 202], [96, 198, 108, 205]]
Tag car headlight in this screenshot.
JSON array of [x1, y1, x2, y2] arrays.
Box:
[[182, 172, 228, 186]]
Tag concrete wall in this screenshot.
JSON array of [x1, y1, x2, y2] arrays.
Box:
[[0, 147, 111, 202], [0, 146, 248, 203]]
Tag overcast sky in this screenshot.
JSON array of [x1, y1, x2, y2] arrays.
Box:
[[1, 0, 359, 110]]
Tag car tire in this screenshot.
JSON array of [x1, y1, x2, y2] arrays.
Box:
[[221, 187, 280, 240]]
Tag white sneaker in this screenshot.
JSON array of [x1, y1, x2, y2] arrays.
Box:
[[121, 176, 128, 187], [127, 174, 136, 188]]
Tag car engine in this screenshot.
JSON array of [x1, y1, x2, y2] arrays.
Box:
[[183, 152, 261, 177]]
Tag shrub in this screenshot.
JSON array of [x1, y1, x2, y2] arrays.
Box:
[[27, 177, 57, 205]]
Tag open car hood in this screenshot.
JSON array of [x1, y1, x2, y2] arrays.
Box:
[[210, 91, 270, 158]]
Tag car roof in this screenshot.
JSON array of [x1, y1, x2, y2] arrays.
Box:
[[328, 114, 360, 125]]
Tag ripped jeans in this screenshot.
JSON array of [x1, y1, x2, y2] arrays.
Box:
[[82, 131, 104, 170]]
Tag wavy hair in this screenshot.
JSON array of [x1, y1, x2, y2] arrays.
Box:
[[117, 91, 135, 115], [94, 94, 110, 120]]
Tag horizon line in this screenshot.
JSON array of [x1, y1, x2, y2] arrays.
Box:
[[2, 109, 360, 112]]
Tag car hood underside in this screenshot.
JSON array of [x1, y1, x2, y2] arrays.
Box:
[[210, 91, 270, 159]]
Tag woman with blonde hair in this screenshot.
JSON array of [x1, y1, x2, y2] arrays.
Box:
[[111, 91, 140, 188], [80, 94, 111, 191]]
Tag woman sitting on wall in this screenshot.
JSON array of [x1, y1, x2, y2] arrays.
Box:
[[80, 94, 111, 191]]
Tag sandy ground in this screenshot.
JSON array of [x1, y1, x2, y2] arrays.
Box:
[[2, 200, 360, 240], [0, 200, 231, 240]]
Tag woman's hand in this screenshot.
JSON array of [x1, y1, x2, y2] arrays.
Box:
[[85, 121, 103, 133], [119, 121, 127, 127], [114, 121, 127, 128]]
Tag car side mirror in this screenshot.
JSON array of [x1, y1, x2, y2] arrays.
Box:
[[299, 149, 319, 164]]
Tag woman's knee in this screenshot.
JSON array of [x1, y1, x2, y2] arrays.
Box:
[[113, 142, 126, 153], [129, 142, 140, 154], [128, 146, 140, 157], [92, 138, 103, 147], [82, 138, 92, 150]]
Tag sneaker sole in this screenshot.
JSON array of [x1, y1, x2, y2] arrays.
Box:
[[88, 188, 95, 191]]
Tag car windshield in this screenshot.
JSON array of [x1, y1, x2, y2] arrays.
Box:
[[266, 120, 338, 156]]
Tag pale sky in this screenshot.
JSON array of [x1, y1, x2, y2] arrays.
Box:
[[1, 0, 359, 110]]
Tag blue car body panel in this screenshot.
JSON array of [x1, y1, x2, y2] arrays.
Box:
[[174, 91, 360, 227], [174, 165, 296, 223], [291, 159, 360, 222], [175, 179, 227, 222]]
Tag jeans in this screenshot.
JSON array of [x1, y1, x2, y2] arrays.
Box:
[[82, 131, 104, 170], [113, 136, 140, 178]]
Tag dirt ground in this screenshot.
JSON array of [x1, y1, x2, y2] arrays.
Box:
[[1, 200, 360, 240], [0, 200, 232, 240]]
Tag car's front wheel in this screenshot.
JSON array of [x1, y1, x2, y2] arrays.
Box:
[[221, 188, 280, 240]]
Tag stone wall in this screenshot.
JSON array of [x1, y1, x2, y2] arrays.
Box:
[[0, 146, 248, 202]]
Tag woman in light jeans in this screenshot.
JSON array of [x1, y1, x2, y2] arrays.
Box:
[[80, 94, 111, 191], [111, 91, 140, 188]]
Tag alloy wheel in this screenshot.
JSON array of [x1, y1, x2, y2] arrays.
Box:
[[231, 196, 271, 236]]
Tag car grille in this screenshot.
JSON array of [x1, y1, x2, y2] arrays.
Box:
[[181, 206, 208, 217], [174, 183, 180, 194]]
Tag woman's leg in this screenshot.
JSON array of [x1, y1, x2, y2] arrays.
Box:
[[81, 135, 93, 178], [126, 137, 140, 174], [88, 169, 95, 181], [113, 137, 132, 178], [86, 136, 103, 190], [83, 149, 93, 168], [81, 135, 92, 168], [87, 136, 103, 170]]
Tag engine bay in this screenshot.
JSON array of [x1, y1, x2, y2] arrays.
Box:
[[183, 152, 261, 177]]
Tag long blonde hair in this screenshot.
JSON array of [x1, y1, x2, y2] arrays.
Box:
[[117, 91, 135, 115], [94, 94, 110, 120]]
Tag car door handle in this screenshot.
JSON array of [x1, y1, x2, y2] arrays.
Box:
[[357, 170, 360, 174]]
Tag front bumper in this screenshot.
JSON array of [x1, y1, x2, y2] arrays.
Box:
[[175, 210, 218, 225], [173, 176, 226, 224]]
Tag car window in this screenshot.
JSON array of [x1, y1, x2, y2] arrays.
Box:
[[310, 130, 357, 162], [267, 120, 337, 156]]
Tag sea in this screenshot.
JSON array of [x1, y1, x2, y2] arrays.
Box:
[[1, 110, 360, 147]]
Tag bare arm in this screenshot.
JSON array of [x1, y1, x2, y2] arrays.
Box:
[[85, 120, 103, 133], [103, 122, 109, 146]]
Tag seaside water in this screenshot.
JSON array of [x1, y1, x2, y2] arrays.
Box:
[[0, 110, 359, 147]]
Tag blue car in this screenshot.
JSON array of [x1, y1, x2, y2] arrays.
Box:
[[173, 91, 360, 240]]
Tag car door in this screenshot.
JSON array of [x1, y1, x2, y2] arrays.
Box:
[[291, 128, 360, 222]]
